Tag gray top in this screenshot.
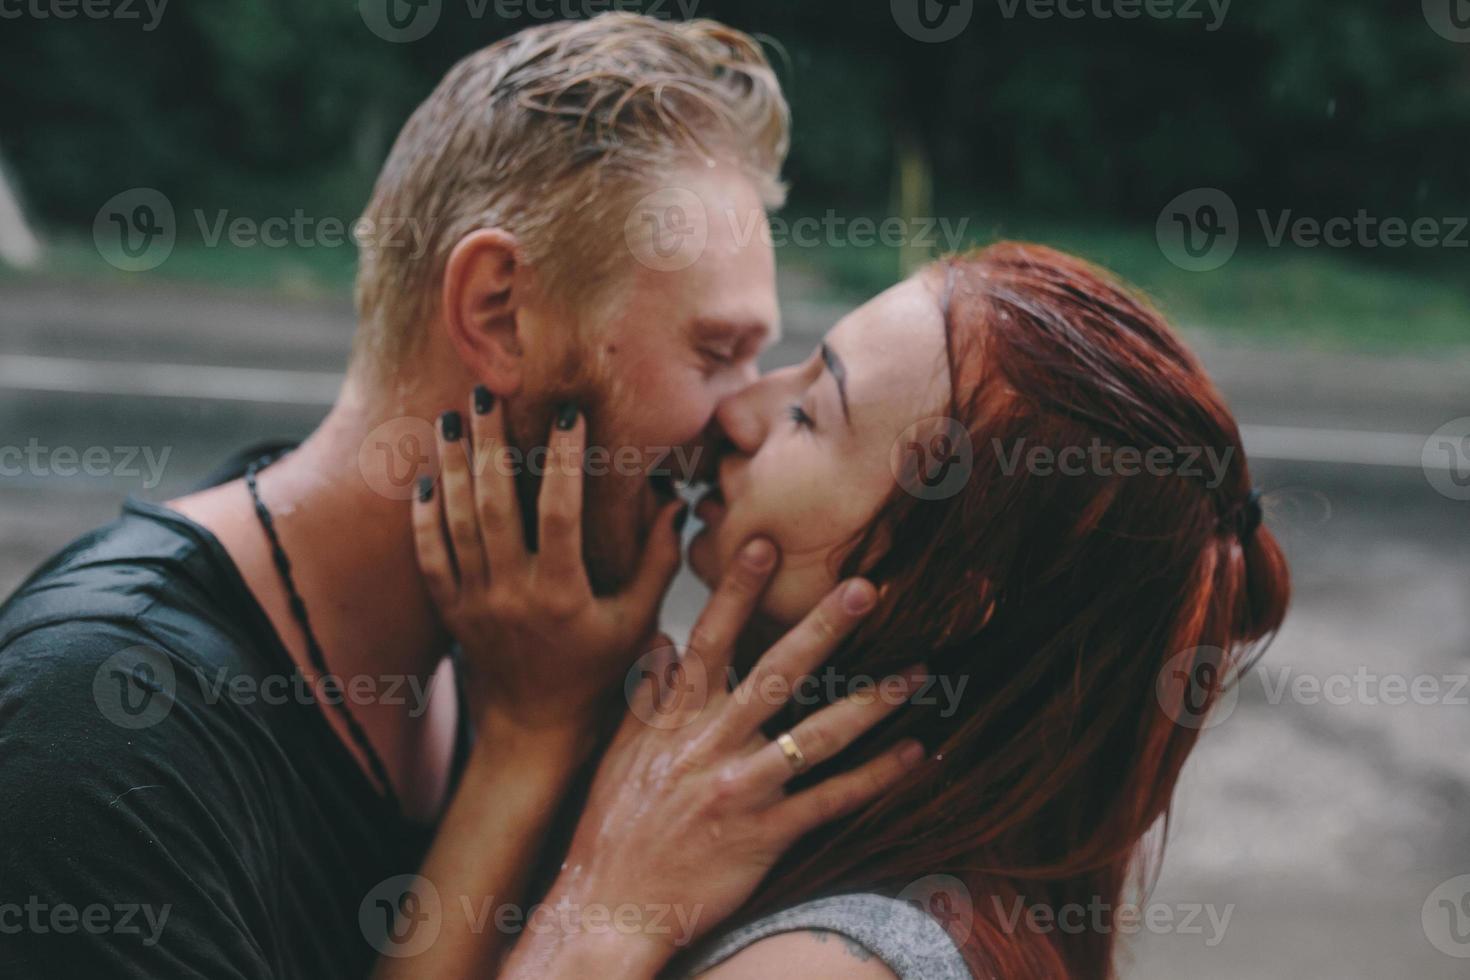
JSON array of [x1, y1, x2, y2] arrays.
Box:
[[674, 893, 974, 979]]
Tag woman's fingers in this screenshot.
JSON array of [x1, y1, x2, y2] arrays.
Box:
[[533, 404, 591, 593], [742, 666, 927, 788], [683, 538, 779, 676], [467, 386, 526, 579], [411, 475, 456, 608], [623, 633, 680, 728], [772, 737, 925, 839], [720, 578, 877, 738], [436, 409, 485, 591]]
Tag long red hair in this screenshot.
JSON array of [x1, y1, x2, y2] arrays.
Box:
[[740, 242, 1290, 978]]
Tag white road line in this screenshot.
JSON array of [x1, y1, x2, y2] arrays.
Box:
[[0, 354, 340, 406], [1239, 424, 1447, 470], [0, 355, 1454, 471]]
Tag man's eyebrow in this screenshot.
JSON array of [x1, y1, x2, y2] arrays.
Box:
[[820, 341, 851, 424], [692, 317, 776, 349]]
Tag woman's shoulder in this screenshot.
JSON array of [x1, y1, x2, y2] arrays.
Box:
[[673, 892, 974, 980]]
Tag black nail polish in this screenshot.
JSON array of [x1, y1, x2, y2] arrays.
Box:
[[555, 402, 579, 431], [674, 504, 690, 534], [417, 476, 434, 503], [473, 385, 494, 415], [440, 411, 462, 441]]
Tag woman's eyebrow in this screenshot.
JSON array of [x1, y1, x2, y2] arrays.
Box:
[[820, 341, 851, 425]]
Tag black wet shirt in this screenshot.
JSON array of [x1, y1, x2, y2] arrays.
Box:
[[0, 455, 461, 979]]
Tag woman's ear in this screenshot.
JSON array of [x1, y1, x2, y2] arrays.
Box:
[[441, 228, 525, 395]]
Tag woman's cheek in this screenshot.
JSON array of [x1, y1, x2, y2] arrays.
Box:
[[758, 558, 840, 628]]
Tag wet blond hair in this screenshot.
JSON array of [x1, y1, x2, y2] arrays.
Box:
[[352, 13, 789, 375]]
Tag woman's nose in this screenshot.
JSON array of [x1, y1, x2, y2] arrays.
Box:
[[713, 364, 804, 456]]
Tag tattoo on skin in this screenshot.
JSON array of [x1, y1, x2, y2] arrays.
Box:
[[809, 929, 875, 963]]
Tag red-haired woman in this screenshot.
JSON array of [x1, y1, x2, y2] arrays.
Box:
[[404, 243, 1290, 980]]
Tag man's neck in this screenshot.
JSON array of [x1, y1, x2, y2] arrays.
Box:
[[172, 376, 459, 821], [259, 393, 444, 683]]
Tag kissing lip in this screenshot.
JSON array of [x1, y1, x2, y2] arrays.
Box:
[[693, 485, 726, 524], [648, 468, 679, 503]]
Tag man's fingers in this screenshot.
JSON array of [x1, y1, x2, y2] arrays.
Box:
[[436, 409, 485, 591], [720, 578, 876, 738], [533, 404, 591, 594], [742, 667, 926, 789], [467, 386, 526, 578], [771, 738, 925, 840], [610, 500, 686, 644], [410, 475, 456, 607], [684, 537, 779, 678]]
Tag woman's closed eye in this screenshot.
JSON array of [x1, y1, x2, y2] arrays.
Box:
[[787, 403, 815, 430]]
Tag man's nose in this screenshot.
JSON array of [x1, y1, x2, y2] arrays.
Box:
[[714, 367, 796, 457]]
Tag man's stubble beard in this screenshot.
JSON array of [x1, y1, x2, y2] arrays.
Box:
[[501, 347, 648, 596]]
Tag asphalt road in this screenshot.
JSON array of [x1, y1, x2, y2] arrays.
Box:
[[1, 275, 1467, 978]]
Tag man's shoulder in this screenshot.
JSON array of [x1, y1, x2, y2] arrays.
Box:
[[0, 502, 282, 773], [0, 499, 260, 674], [1, 502, 205, 636]]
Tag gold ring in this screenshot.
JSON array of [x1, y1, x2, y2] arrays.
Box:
[[776, 731, 809, 774]]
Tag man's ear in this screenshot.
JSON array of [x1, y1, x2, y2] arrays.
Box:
[[441, 228, 525, 395]]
